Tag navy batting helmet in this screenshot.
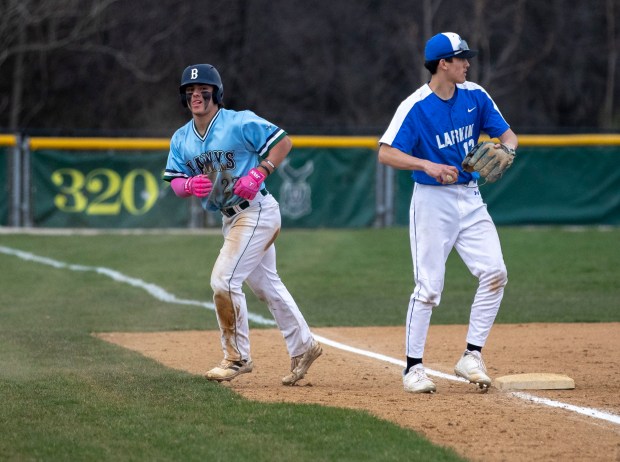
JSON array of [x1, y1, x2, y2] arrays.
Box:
[[179, 64, 224, 107]]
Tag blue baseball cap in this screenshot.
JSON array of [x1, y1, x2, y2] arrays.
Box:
[[424, 32, 478, 61]]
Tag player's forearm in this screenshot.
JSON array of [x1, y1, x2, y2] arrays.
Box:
[[258, 135, 292, 176], [498, 129, 518, 151], [378, 144, 429, 171], [267, 136, 292, 167], [170, 176, 213, 198], [171, 177, 192, 197]]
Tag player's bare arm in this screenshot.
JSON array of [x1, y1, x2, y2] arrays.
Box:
[[234, 136, 293, 199], [498, 128, 518, 151], [378, 143, 458, 184], [257, 135, 292, 176]]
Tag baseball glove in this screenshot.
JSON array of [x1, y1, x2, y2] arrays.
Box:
[[462, 141, 516, 183]]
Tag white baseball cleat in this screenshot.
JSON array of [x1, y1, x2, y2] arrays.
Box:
[[403, 364, 436, 393], [454, 350, 492, 389], [205, 358, 253, 382], [282, 340, 323, 386]]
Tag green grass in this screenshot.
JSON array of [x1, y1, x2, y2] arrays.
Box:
[[1, 349, 458, 461], [0, 226, 618, 460]]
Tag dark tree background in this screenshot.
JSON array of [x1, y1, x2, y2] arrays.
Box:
[[1, 0, 618, 136]]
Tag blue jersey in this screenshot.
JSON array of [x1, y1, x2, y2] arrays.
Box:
[[163, 108, 286, 211], [379, 81, 510, 185]]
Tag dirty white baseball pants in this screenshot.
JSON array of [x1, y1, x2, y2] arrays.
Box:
[[405, 182, 507, 359], [210, 193, 313, 362]]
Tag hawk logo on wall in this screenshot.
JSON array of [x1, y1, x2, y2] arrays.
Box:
[[278, 159, 314, 220]]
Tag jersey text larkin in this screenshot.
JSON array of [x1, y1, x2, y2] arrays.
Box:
[[435, 124, 474, 149]]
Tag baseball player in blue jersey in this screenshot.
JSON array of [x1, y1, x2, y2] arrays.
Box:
[[163, 64, 322, 385], [378, 33, 518, 393]]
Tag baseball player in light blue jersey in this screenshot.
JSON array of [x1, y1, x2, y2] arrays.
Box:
[[163, 64, 322, 385], [379, 33, 518, 393]]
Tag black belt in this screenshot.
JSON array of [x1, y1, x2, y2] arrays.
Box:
[[221, 189, 268, 218]]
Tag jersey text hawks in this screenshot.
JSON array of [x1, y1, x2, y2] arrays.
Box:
[[187, 150, 235, 175]]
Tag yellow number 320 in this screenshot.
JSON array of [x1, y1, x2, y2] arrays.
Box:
[[51, 168, 158, 215]]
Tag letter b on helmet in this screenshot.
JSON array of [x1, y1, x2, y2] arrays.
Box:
[[179, 64, 224, 107]]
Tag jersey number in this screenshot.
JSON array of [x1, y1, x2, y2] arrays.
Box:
[[462, 139, 475, 155]]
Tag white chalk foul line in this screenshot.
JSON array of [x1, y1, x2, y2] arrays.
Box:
[[511, 392, 620, 425], [314, 333, 620, 425], [0, 246, 276, 326], [3, 245, 619, 426], [313, 334, 463, 383]]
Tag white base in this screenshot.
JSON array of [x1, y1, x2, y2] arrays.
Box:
[[494, 373, 575, 390]]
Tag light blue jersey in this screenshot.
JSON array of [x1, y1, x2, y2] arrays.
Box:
[[163, 108, 286, 211], [379, 81, 510, 185]]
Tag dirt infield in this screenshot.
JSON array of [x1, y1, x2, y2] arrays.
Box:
[[97, 323, 620, 462]]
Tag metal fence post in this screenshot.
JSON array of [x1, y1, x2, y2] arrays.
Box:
[[384, 165, 394, 227], [20, 135, 32, 227], [374, 160, 385, 228], [9, 133, 22, 227], [374, 160, 395, 228], [188, 198, 205, 228]]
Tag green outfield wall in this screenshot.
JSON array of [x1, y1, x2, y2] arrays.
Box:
[[394, 145, 620, 226], [30, 149, 186, 228], [2, 135, 619, 228]]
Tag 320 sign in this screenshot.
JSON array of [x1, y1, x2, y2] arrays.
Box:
[[51, 168, 159, 215]]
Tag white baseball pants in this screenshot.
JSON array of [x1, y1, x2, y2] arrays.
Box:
[[405, 182, 507, 359], [211, 193, 313, 362]]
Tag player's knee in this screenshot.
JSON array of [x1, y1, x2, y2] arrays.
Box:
[[250, 286, 268, 302], [210, 276, 223, 294], [411, 295, 437, 310], [415, 293, 441, 306], [482, 267, 507, 291], [413, 280, 444, 306], [210, 275, 238, 295]]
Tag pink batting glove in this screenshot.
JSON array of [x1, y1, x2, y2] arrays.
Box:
[[233, 168, 266, 200], [184, 175, 212, 198]]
